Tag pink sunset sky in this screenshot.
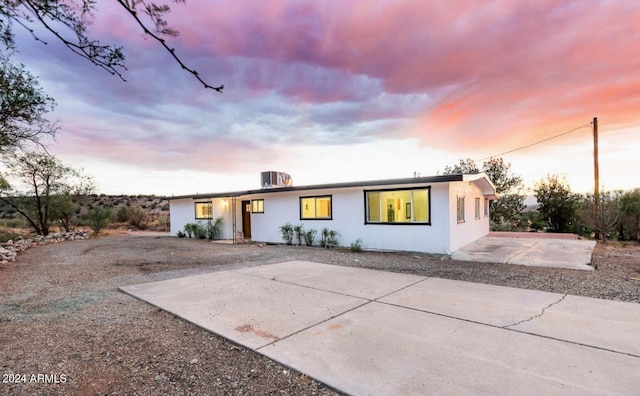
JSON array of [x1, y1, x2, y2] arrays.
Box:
[[9, 0, 640, 196]]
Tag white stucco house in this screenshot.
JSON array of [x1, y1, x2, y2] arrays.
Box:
[[168, 172, 498, 255]]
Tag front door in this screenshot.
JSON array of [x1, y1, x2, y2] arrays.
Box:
[[242, 200, 251, 238]]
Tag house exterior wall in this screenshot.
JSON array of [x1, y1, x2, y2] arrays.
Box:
[[249, 183, 453, 254], [448, 181, 491, 252], [169, 177, 492, 254], [169, 197, 235, 239]]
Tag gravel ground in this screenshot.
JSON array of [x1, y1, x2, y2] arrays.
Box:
[[1, 233, 639, 395]]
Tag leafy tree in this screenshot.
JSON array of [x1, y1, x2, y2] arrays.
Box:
[[619, 189, 640, 242], [442, 157, 526, 229], [442, 158, 480, 174], [51, 175, 95, 231], [0, 151, 95, 235], [0, 54, 57, 151], [0, 0, 222, 91], [533, 174, 579, 233], [579, 191, 623, 242]]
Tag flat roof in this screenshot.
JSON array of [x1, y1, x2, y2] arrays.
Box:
[[168, 173, 497, 200]]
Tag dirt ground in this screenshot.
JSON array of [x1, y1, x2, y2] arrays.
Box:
[[1, 233, 639, 395]]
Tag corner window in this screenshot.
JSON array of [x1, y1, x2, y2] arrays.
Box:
[[475, 198, 481, 219], [365, 187, 430, 224], [300, 195, 332, 220], [457, 196, 465, 223], [251, 199, 264, 213], [484, 198, 489, 217], [195, 201, 213, 219]]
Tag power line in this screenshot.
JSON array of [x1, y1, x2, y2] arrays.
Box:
[[476, 123, 592, 162]]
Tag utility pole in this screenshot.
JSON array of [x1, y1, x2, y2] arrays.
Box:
[[593, 117, 600, 241]]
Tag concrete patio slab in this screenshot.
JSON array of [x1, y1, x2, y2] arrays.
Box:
[[451, 236, 596, 270], [236, 260, 425, 299], [379, 277, 565, 327], [121, 270, 367, 349], [261, 302, 640, 396], [121, 261, 640, 395]]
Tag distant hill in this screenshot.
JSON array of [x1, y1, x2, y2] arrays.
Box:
[[0, 194, 169, 231]]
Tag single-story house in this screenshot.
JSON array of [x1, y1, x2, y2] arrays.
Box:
[[168, 172, 498, 255]]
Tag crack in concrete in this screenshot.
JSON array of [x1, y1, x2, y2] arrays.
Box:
[[503, 293, 568, 329], [505, 240, 539, 264]]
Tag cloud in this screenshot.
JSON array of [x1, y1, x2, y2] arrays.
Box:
[[8, 0, 640, 194]]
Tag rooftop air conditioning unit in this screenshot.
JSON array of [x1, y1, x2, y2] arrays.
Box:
[[261, 171, 292, 189]]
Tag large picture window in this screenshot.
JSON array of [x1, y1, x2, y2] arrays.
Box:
[[365, 188, 430, 224], [194, 201, 213, 219], [300, 195, 332, 220]]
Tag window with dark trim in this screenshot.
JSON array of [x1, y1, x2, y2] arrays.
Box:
[[251, 199, 264, 213], [194, 201, 213, 219], [364, 187, 431, 224], [300, 195, 332, 220], [456, 196, 465, 223]]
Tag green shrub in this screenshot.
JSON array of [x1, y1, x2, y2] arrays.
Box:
[[206, 217, 223, 240], [176, 230, 186, 238], [303, 229, 317, 246], [320, 228, 340, 248], [183, 222, 199, 238], [86, 206, 113, 235], [349, 238, 364, 252], [293, 224, 304, 246], [279, 223, 294, 245]]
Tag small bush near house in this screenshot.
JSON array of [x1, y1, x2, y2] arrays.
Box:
[[207, 217, 223, 240], [183, 223, 199, 238], [182, 218, 223, 240], [303, 229, 317, 246], [349, 238, 364, 252], [279, 223, 294, 245], [293, 224, 304, 246], [176, 230, 186, 238], [320, 227, 340, 248]]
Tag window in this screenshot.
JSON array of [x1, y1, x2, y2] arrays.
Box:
[[251, 199, 264, 213], [300, 195, 332, 219], [365, 188, 430, 224], [457, 196, 465, 223], [484, 198, 489, 217], [475, 198, 481, 219], [194, 201, 213, 219]]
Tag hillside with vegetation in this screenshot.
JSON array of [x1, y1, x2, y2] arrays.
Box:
[[0, 194, 169, 241]]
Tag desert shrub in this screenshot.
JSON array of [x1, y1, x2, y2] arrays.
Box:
[[303, 229, 317, 246], [176, 230, 186, 238], [128, 208, 148, 230], [0, 231, 24, 243], [349, 238, 364, 252], [279, 223, 294, 245], [86, 206, 113, 235], [319, 228, 340, 248], [206, 217, 223, 240], [114, 207, 130, 223], [151, 215, 170, 232], [183, 223, 199, 238], [293, 224, 304, 246]]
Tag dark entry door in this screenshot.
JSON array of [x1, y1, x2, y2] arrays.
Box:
[[242, 200, 251, 238]]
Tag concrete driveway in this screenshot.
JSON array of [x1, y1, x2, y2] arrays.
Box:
[[451, 233, 597, 270], [121, 261, 640, 396]]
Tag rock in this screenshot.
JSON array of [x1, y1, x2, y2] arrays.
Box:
[[0, 231, 88, 263]]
